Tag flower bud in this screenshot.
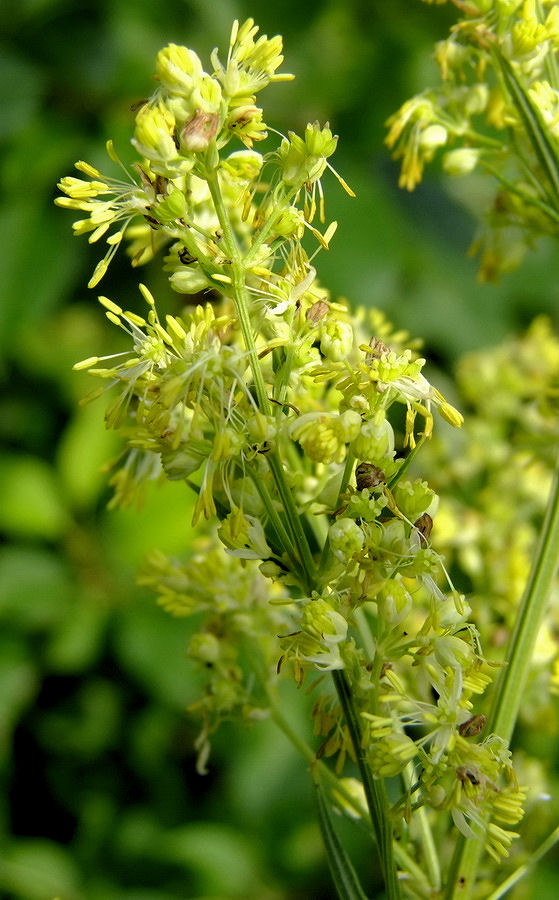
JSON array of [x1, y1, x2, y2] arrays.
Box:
[[188, 632, 221, 664], [170, 264, 212, 294], [191, 76, 223, 114], [352, 411, 394, 461], [442, 148, 481, 176], [153, 188, 188, 224], [337, 410, 362, 442], [133, 106, 178, 167], [369, 733, 417, 777], [419, 123, 448, 151], [156, 43, 204, 95], [221, 149, 263, 181], [328, 518, 365, 562], [463, 83, 489, 115], [376, 580, 412, 626], [393, 478, 435, 521], [302, 598, 347, 646], [320, 320, 354, 361]]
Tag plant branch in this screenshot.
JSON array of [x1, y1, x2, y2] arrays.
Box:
[[445, 452, 559, 899], [332, 669, 401, 900]]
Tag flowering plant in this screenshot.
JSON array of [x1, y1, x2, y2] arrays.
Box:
[[57, 10, 559, 899]]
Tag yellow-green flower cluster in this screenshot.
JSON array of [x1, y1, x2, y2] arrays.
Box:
[[420, 316, 559, 728], [139, 534, 290, 773], [59, 18, 527, 882], [387, 0, 559, 279], [57, 20, 349, 294]]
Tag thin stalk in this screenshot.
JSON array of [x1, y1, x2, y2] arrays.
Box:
[[267, 449, 318, 591], [260, 663, 426, 892], [479, 161, 559, 226], [488, 455, 559, 743], [387, 435, 427, 491], [205, 167, 271, 415], [353, 608, 376, 661], [315, 781, 370, 900], [244, 185, 298, 267], [495, 51, 559, 205], [319, 449, 356, 581], [354, 606, 439, 894], [535, 0, 559, 90], [402, 764, 441, 894], [246, 466, 304, 578], [332, 669, 401, 900], [445, 453, 559, 899], [207, 149, 399, 900], [206, 165, 317, 588]]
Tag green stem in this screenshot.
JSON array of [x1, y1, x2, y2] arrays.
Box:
[[402, 764, 441, 894], [488, 455, 559, 743], [246, 466, 303, 578], [445, 452, 559, 899], [206, 166, 271, 415], [260, 664, 425, 892], [319, 449, 356, 581], [267, 449, 317, 591], [206, 164, 317, 589], [332, 669, 401, 900], [480, 161, 559, 226], [244, 185, 298, 267]]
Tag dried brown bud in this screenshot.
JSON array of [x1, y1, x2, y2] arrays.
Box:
[[458, 714, 487, 739], [414, 512, 433, 542], [181, 110, 219, 151], [355, 462, 385, 491], [306, 299, 329, 324], [367, 336, 389, 361], [154, 174, 170, 195]]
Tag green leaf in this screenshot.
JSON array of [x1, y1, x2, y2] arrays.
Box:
[[0, 639, 38, 765], [113, 597, 198, 709], [0, 50, 43, 141], [315, 781, 370, 900], [0, 545, 72, 630], [45, 593, 108, 672], [0, 839, 81, 900], [0, 455, 70, 540], [151, 822, 267, 896], [56, 402, 120, 511]]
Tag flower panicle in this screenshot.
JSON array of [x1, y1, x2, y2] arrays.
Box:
[[387, 0, 559, 278]]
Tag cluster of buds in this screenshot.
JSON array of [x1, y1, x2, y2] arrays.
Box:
[[387, 0, 559, 280]]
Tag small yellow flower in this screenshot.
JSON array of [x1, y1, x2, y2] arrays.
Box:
[[156, 43, 204, 94], [291, 410, 361, 464]]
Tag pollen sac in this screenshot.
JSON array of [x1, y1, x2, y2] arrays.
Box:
[[355, 462, 385, 492]]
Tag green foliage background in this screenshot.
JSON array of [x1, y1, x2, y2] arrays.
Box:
[[2, 0, 559, 898]]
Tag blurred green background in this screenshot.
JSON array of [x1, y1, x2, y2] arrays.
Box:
[[2, 1, 559, 898]]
